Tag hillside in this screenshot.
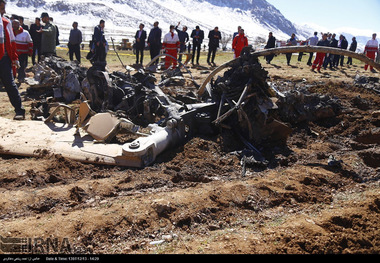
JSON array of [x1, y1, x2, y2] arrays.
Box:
[[6, 0, 300, 44]]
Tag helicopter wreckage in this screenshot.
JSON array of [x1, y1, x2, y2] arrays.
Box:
[[0, 46, 377, 168]]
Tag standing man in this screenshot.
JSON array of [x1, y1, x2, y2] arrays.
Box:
[[264, 32, 276, 64], [207, 27, 221, 66], [233, 26, 241, 41], [347, 37, 357, 65], [38, 12, 56, 57], [0, 0, 25, 120], [12, 19, 33, 82], [68, 21, 82, 63], [162, 25, 180, 69], [49, 17, 59, 46], [285, 33, 297, 66], [134, 23, 146, 65], [190, 26, 204, 65], [338, 35, 348, 67], [232, 28, 248, 58], [364, 33, 378, 72], [18, 16, 28, 31], [323, 33, 337, 70], [232, 26, 241, 57], [330, 34, 339, 68], [311, 33, 329, 73], [307, 32, 318, 65], [147, 21, 162, 64], [175, 22, 189, 63], [29, 17, 42, 64], [93, 19, 106, 63]]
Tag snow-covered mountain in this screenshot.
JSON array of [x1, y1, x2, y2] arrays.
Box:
[[5, 0, 299, 45]]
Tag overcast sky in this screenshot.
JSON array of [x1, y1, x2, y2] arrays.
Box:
[[266, 0, 380, 37]]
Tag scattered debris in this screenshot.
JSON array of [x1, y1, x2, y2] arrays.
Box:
[[1, 51, 347, 168], [26, 56, 87, 102]]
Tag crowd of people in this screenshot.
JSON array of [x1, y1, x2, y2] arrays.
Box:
[[130, 22, 380, 74], [132, 22, 249, 68], [264, 31, 379, 73], [0, 0, 379, 121]]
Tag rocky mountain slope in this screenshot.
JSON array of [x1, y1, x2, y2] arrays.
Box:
[[6, 0, 300, 43]]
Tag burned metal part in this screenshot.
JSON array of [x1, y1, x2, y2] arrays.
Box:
[[145, 53, 199, 88], [199, 46, 380, 97], [207, 50, 291, 146], [354, 74, 380, 94], [276, 87, 342, 124], [44, 104, 76, 125], [83, 112, 139, 143], [26, 56, 87, 103], [145, 53, 192, 69], [30, 99, 51, 121]]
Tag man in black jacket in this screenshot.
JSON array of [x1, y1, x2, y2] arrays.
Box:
[[347, 37, 357, 65], [207, 27, 221, 66], [68, 21, 82, 63], [339, 35, 348, 66], [175, 22, 189, 63], [147, 21, 162, 64], [92, 19, 106, 63], [29, 17, 42, 64], [191, 26, 204, 65], [135, 23, 147, 65], [330, 34, 340, 68], [265, 32, 276, 64], [324, 33, 338, 69]]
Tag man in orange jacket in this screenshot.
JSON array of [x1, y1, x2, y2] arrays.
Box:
[[232, 28, 248, 58], [0, 0, 25, 120]]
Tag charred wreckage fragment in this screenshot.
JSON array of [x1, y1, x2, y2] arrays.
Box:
[[7, 51, 342, 168]]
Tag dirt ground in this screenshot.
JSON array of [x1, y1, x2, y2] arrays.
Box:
[[0, 52, 379, 255]]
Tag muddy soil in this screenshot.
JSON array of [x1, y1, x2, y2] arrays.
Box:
[[0, 56, 379, 255]]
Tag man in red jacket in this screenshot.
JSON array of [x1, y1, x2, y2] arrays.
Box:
[[232, 28, 248, 58], [0, 0, 25, 120], [13, 19, 33, 82]]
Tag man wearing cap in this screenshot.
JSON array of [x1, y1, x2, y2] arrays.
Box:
[[37, 12, 56, 57], [0, 0, 25, 120]]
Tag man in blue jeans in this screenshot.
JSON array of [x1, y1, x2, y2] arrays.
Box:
[[0, 0, 25, 120]]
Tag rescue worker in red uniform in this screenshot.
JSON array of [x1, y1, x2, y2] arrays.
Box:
[[13, 19, 33, 82], [364, 33, 378, 72], [232, 28, 248, 58], [162, 25, 180, 69], [311, 33, 329, 72]]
